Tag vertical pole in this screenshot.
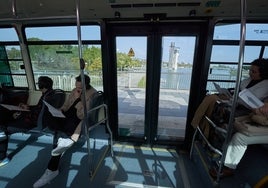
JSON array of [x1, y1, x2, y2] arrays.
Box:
[[75, 0, 92, 174], [75, 0, 88, 134], [218, 0, 247, 182]]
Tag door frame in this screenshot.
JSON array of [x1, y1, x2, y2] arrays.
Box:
[[103, 21, 212, 146]]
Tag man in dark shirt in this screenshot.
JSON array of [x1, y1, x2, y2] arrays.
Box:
[[0, 76, 54, 166]]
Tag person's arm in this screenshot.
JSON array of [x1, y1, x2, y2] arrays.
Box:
[[18, 103, 29, 110], [61, 89, 76, 112], [75, 87, 97, 120]]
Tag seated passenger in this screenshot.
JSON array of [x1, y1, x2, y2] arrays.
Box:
[[210, 102, 268, 178], [191, 58, 268, 138], [33, 74, 97, 188], [0, 76, 54, 166]]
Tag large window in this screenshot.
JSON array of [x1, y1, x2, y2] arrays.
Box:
[[0, 27, 26, 87], [207, 23, 268, 92], [25, 25, 103, 91]]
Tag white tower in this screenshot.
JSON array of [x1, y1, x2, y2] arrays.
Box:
[[168, 42, 179, 70]]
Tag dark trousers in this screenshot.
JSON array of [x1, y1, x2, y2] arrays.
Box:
[[44, 109, 80, 137], [0, 106, 36, 160], [43, 108, 80, 171], [0, 139, 8, 160], [47, 145, 62, 171]]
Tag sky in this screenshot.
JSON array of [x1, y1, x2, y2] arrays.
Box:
[[116, 36, 196, 64], [1, 23, 268, 64]]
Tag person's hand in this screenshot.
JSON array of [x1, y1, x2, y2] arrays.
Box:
[[254, 103, 268, 116], [19, 103, 29, 110], [13, 112, 21, 119], [74, 88, 82, 100]]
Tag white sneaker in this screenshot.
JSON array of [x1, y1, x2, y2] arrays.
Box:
[[51, 138, 74, 156], [0, 131, 6, 141], [33, 169, 59, 188], [0, 157, 10, 167]]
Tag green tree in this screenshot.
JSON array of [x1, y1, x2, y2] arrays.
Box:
[[7, 47, 21, 59], [6, 47, 21, 70], [83, 46, 102, 72]]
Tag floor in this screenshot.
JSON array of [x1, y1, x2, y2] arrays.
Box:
[[0, 126, 205, 188], [2, 125, 266, 188]]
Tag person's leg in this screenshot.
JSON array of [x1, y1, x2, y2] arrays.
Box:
[[51, 137, 75, 156], [210, 132, 268, 178], [70, 121, 82, 142], [224, 132, 268, 169], [34, 118, 82, 187], [51, 121, 82, 156], [43, 111, 63, 131], [191, 94, 219, 128], [0, 132, 9, 166], [0, 115, 32, 167], [191, 94, 219, 139], [47, 155, 62, 171], [1, 114, 37, 163], [0, 106, 14, 124], [33, 131, 63, 188], [33, 154, 61, 187]]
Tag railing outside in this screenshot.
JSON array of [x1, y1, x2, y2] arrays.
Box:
[[12, 72, 103, 91], [12, 71, 245, 92]]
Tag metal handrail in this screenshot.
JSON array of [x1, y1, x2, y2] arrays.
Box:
[[85, 103, 114, 176], [205, 116, 227, 135]]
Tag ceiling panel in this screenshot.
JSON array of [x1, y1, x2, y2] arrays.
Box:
[[0, 0, 267, 22]]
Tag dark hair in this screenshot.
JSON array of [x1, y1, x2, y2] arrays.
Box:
[[38, 76, 53, 89], [75, 74, 91, 89], [251, 58, 268, 79]]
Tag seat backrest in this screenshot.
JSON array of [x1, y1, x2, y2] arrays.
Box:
[[210, 101, 231, 126], [46, 89, 66, 108], [38, 89, 66, 130], [90, 91, 104, 109], [87, 91, 105, 126]]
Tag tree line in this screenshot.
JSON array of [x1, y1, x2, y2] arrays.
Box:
[[6, 38, 144, 73]]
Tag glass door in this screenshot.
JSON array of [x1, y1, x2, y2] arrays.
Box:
[[110, 23, 203, 145], [157, 36, 196, 141], [116, 36, 147, 138]]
